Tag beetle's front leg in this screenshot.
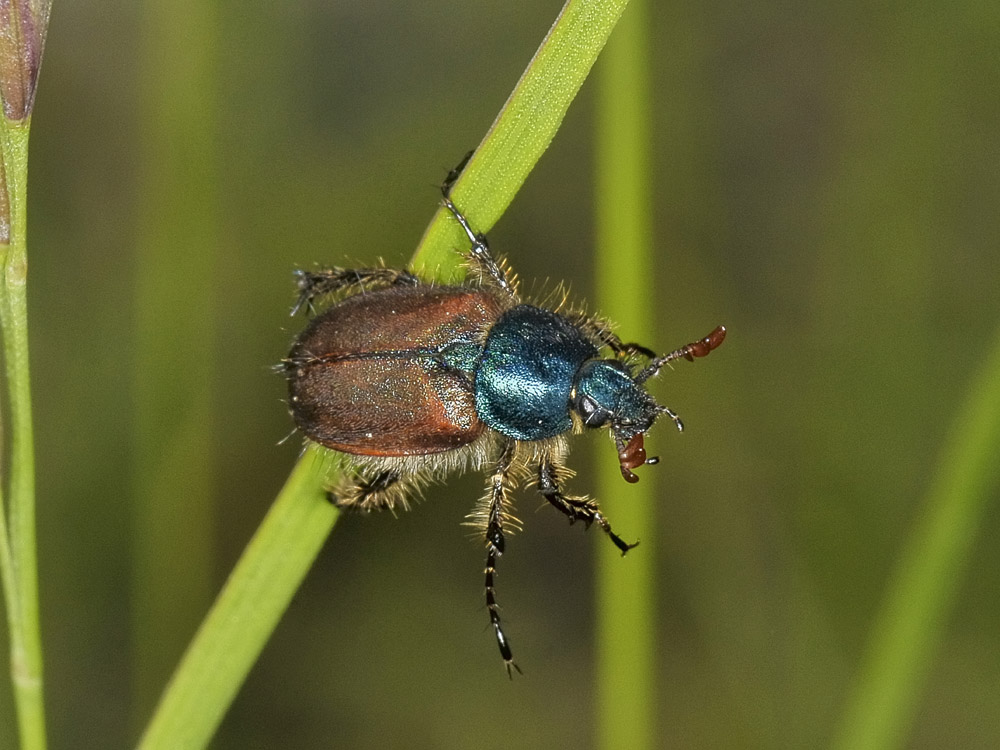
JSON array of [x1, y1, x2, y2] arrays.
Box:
[[536, 455, 638, 556], [291, 267, 420, 316], [562, 311, 656, 360]]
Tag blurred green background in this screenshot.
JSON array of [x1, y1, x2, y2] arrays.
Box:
[[1, 0, 998, 748]]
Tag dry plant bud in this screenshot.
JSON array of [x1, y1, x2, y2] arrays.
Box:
[[0, 0, 52, 121]]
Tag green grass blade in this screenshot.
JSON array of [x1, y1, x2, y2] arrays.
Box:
[[413, 0, 631, 275], [138, 1, 631, 746], [136, 444, 338, 750], [593, 2, 656, 749], [832, 325, 1000, 750]]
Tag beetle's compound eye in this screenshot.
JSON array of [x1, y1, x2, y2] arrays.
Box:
[[576, 393, 612, 427]]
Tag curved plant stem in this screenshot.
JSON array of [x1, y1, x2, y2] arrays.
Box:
[[138, 1, 631, 747], [0, 121, 46, 750], [593, 3, 655, 749], [832, 324, 1000, 750]]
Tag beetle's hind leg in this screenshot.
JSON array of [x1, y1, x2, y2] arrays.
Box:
[[291, 267, 420, 316], [439, 196, 519, 302], [469, 439, 522, 676], [329, 469, 418, 513], [536, 454, 638, 556], [438, 168, 519, 302]]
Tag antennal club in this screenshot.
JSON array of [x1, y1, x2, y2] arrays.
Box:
[[637, 325, 727, 384]]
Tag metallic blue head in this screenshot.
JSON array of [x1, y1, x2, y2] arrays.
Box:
[[570, 358, 675, 484], [571, 359, 660, 440]]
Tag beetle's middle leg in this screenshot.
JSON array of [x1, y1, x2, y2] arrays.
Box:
[[291, 267, 420, 315], [474, 439, 522, 676], [536, 455, 638, 556]]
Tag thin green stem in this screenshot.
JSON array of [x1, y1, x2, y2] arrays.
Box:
[[132, 0, 218, 721], [832, 324, 1000, 750], [139, 1, 631, 747], [0, 121, 46, 750], [594, 2, 655, 749]]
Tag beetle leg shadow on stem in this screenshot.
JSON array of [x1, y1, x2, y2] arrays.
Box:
[[441, 149, 474, 197], [481, 439, 522, 677], [536, 455, 638, 556]]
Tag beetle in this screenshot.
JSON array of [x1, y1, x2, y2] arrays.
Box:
[[284, 174, 725, 675]]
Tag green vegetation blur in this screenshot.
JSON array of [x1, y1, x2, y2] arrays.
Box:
[[2, 1, 997, 748]]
